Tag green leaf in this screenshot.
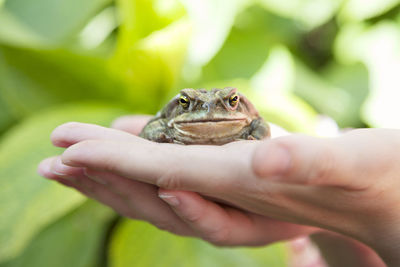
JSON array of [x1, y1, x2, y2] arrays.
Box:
[[181, 0, 250, 67], [111, 0, 190, 112], [115, 0, 185, 44], [339, 0, 400, 22], [199, 6, 302, 84], [293, 61, 369, 128], [109, 220, 288, 267], [334, 21, 400, 128], [320, 62, 369, 127], [0, 45, 130, 123], [0, 201, 115, 267], [0, 9, 45, 48], [258, 0, 342, 29], [2, 0, 111, 45], [0, 93, 16, 135], [0, 102, 128, 262]]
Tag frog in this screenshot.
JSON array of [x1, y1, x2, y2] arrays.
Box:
[[139, 87, 270, 145]]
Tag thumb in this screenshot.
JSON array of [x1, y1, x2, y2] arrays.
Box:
[[252, 129, 394, 189]]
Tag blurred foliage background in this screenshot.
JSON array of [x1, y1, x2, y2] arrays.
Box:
[[0, 0, 400, 266]]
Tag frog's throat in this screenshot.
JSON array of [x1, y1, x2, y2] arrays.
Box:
[[170, 119, 250, 139], [167, 117, 250, 127]]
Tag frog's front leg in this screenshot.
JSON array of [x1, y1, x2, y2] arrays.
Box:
[[139, 119, 175, 143], [247, 118, 270, 140]]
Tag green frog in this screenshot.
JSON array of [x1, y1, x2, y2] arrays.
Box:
[[140, 87, 270, 145]]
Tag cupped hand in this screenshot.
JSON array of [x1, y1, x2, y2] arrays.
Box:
[[40, 118, 400, 266], [38, 116, 318, 248]]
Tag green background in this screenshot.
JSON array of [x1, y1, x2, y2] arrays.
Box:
[[1, 0, 400, 266]]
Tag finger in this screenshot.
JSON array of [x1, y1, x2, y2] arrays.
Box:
[[41, 157, 195, 235], [288, 237, 327, 267], [51, 122, 143, 148], [159, 189, 242, 245], [61, 139, 259, 194], [158, 189, 318, 246], [83, 169, 193, 234], [39, 157, 98, 197], [39, 157, 131, 213], [111, 115, 152, 135], [252, 131, 385, 189], [38, 156, 85, 180]]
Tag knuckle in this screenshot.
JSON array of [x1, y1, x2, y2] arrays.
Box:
[[183, 210, 203, 224], [202, 226, 231, 245]]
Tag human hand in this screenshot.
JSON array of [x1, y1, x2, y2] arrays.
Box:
[[38, 117, 318, 248], [43, 120, 400, 266]]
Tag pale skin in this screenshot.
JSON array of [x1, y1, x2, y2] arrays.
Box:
[[38, 116, 400, 267]]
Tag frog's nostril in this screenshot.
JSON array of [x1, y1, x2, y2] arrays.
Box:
[[202, 103, 210, 112]]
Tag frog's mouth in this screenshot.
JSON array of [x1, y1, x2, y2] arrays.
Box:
[[177, 118, 247, 123], [172, 118, 249, 138]]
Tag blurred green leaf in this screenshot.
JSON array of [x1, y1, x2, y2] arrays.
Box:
[[0, 9, 45, 48], [78, 6, 119, 51], [198, 6, 302, 84], [320, 62, 369, 127], [258, 0, 342, 29], [0, 201, 115, 267], [109, 220, 288, 267], [111, 0, 190, 112], [2, 0, 111, 45], [340, 0, 400, 22], [0, 102, 127, 262], [249, 46, 319, 133], [335, 21, 400, 128], [0, 45, 129, 123], [181, 0, 250, 67], [293, 61, 369, 128], [115, 0, 184, 44], [0, 94, 16, 135]]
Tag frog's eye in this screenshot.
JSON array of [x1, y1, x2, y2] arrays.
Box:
[[179, 95, 190, 108], [229, 94, 239, 107]]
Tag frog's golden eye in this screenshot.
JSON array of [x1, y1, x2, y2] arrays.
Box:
[[229, 94, 239, 106], [179, 95, 190, 108]]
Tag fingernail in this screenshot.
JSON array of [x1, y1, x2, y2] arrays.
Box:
[[159, 193, 180, 206], [253, 142, 291, 178], [51, 158, 70, 177], [38, 158, 54, 178], [84, 169, 107, 185]]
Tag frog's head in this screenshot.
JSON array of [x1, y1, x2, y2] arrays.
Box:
[[164, 87, 260, 138]]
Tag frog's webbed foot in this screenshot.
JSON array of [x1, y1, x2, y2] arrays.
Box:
[[156, 133, 186, 145], [140, 119, 178, 144], [158, 133, 174, 143], [172, 140, 185, 145], [232, 135, 256, 142], [249, 118, 270, 140], [247, 135, 256, 141]]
